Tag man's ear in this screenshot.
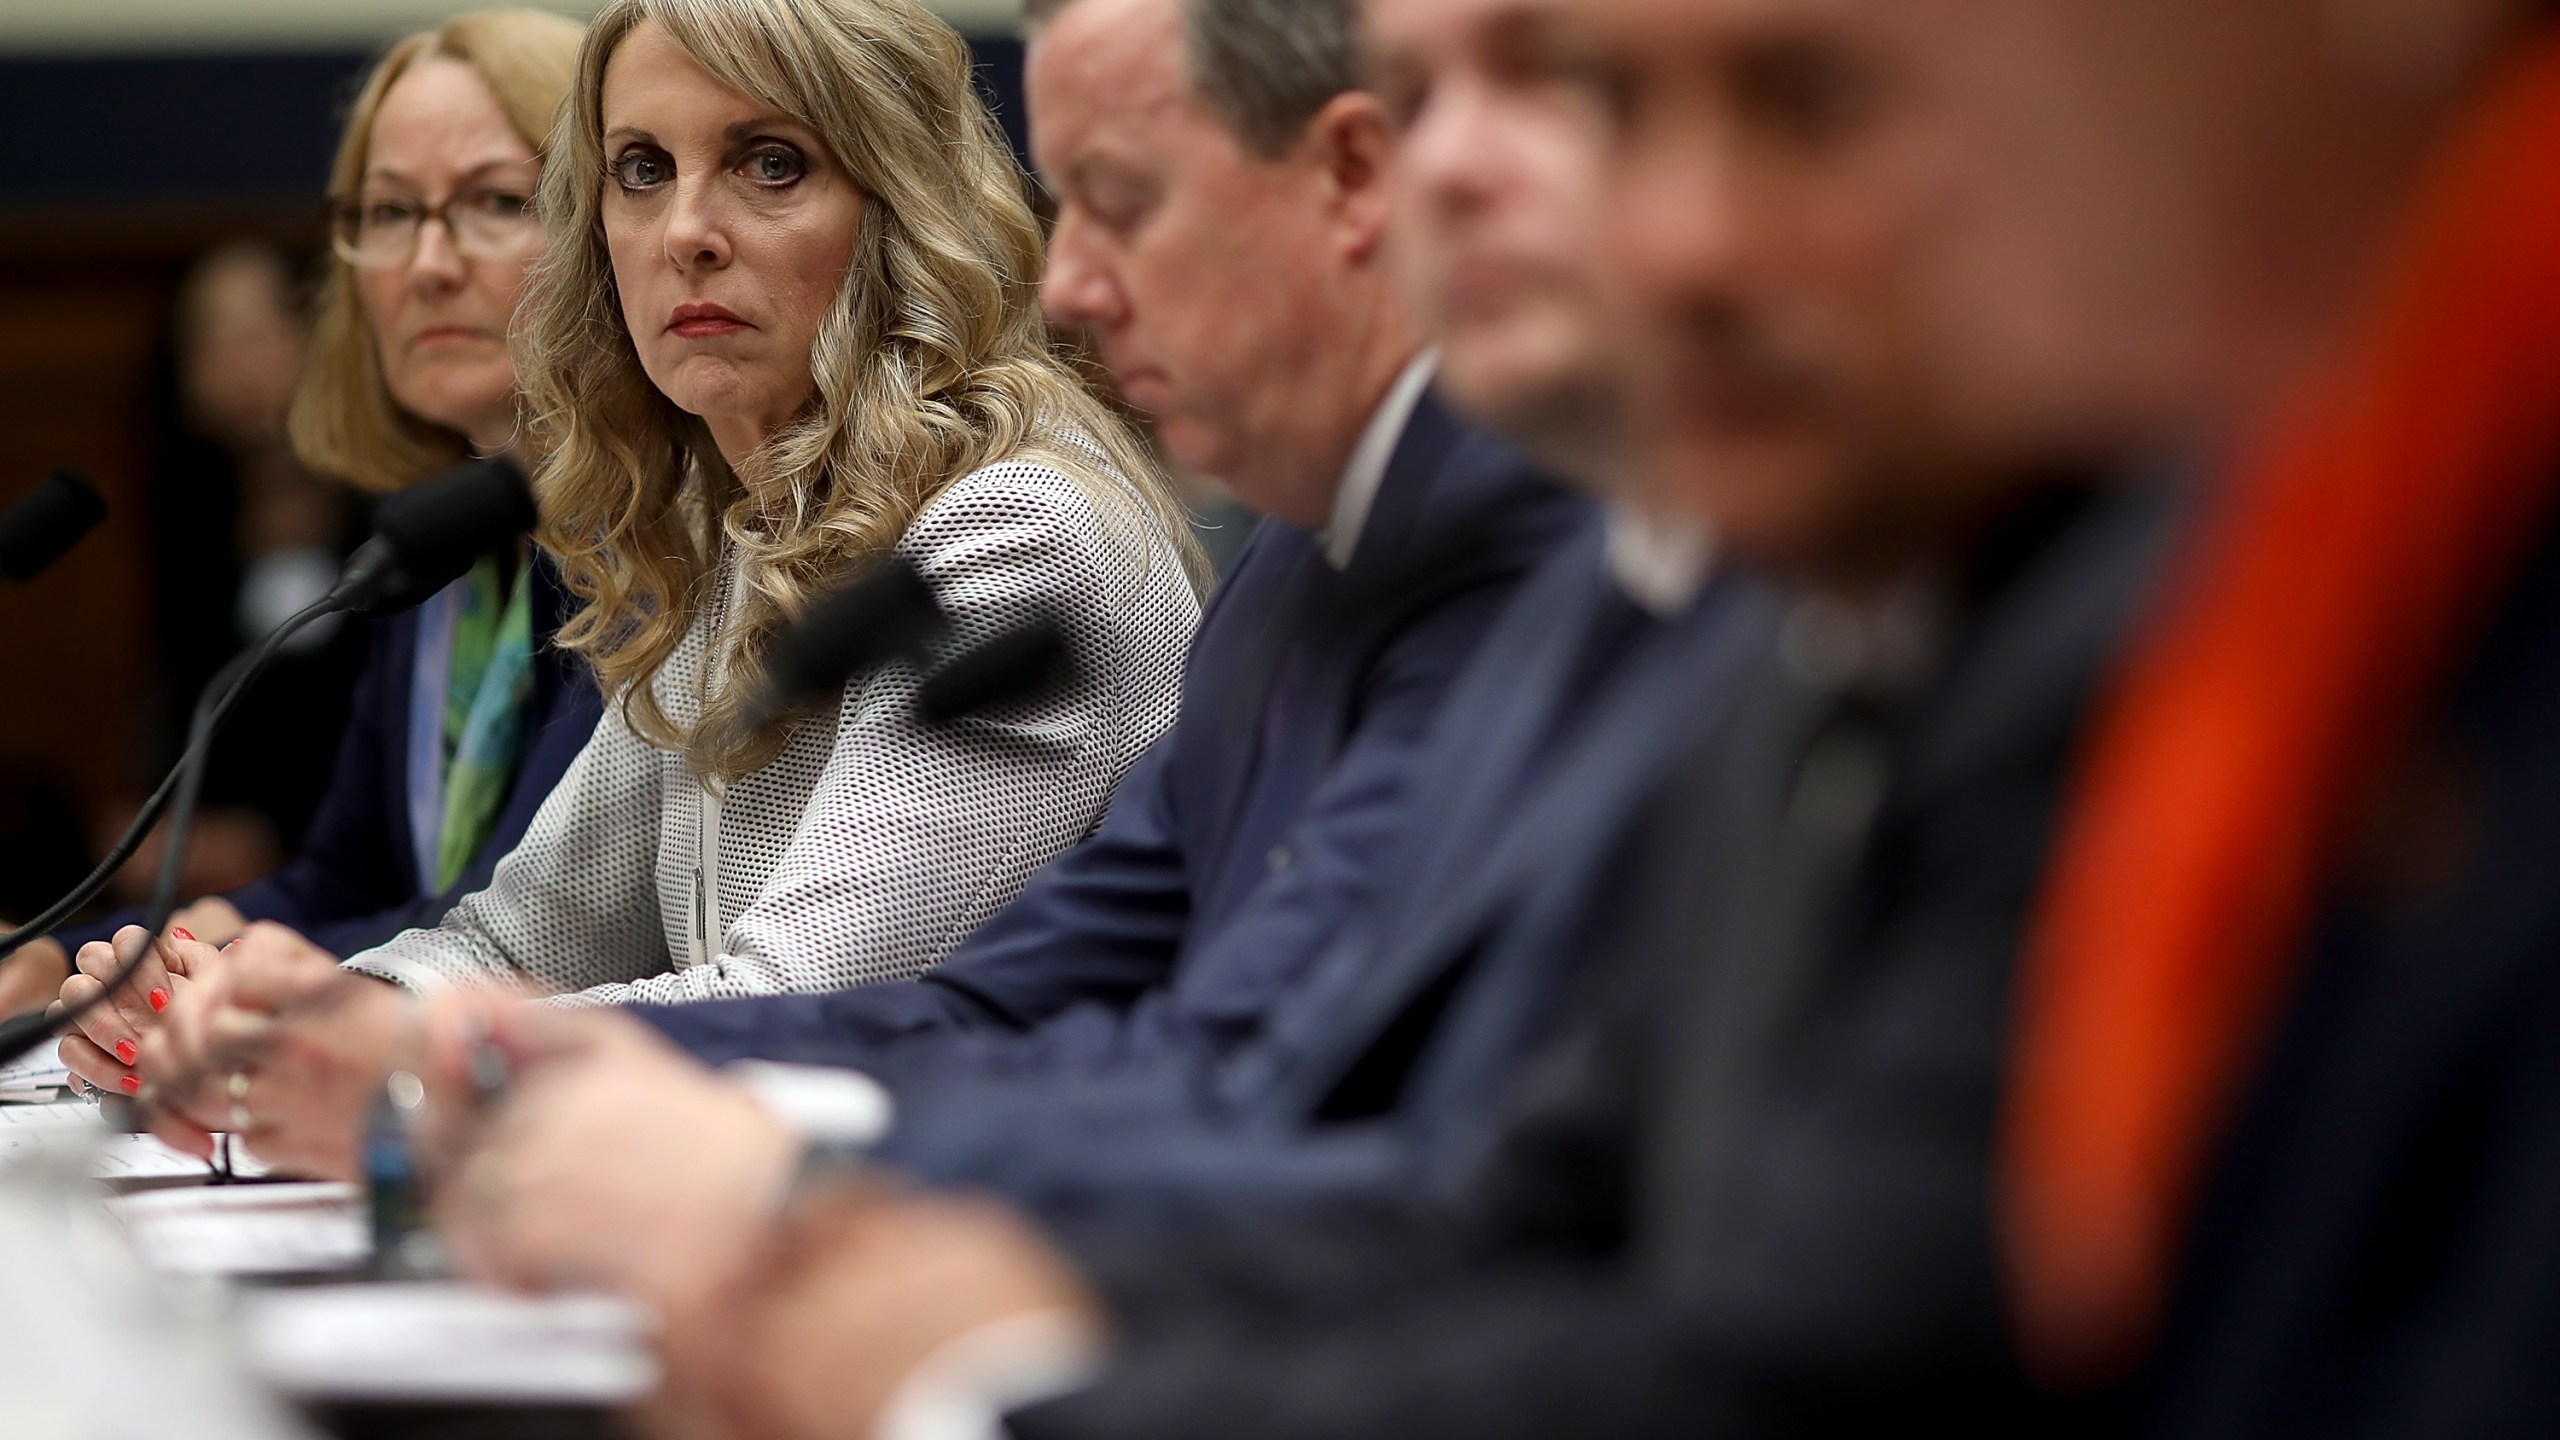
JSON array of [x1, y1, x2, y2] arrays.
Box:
[[1298, 90, 1399, 263]]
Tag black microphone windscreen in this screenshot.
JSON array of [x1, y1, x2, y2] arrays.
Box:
[[753, 558, 943, 723], [0, 468, 107, 582], [339, 458, 540, 614], [916, 621, 1068, 725]]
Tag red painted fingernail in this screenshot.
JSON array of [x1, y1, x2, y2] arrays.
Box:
[[148, 988, 169, 1013], [119, 1074, 141, 1095], [170, 927, 196, 943], [115, 1039, 137, 1065]]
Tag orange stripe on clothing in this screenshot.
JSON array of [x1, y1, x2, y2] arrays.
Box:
[[1998, 33, 2560, 1387]]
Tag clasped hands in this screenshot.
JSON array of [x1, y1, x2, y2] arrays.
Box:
[[50, 922, 1105, 1439], [55, 921, 410, 1175]]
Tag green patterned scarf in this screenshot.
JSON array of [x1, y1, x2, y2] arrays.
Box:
[[434, 554, 536, 891]]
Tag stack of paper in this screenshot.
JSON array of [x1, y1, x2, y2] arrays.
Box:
[[240, 1283, 658, 1404], [0, 1100, 274, 1183], [109, 1182, 370, 1276]]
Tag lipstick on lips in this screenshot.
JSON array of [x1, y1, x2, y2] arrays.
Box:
[[668, 301, 751, 338]]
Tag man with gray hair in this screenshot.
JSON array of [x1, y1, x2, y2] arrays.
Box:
[[1029, 0, 1427, 529], [1024, 0, 1360, 155]]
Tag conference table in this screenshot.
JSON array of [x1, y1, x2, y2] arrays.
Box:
[[2, 1062, 631, 1440]]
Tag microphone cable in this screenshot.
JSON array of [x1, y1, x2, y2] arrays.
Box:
[[0, 592, 342, 1066]]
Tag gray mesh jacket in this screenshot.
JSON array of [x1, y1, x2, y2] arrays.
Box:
[[345, 454, 1199, 1004]]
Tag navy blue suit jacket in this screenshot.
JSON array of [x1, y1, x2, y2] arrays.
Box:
[[639, 393, 1587, 1075], [859, 520, 1774, 1209], [57, 555, 602, 959]]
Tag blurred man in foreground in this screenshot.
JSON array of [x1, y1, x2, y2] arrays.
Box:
[[627, 0, 2560, 1436]]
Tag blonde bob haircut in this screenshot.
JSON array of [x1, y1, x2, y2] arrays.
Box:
[[289, 9, 585, 495], [518, 0, 1197, 783]]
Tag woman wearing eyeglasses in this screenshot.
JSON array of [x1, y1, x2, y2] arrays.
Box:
[[34, 11, 606, 1089]]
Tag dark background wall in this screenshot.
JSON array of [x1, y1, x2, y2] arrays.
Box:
[[0, 40, 1030, 206]]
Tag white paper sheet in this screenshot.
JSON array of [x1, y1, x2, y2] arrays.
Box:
[[0, 1098, 96, 1131], [240, 1283, 658, 1404], [109, 1181, 370, 1276], [0, 1100, 271, 1182]]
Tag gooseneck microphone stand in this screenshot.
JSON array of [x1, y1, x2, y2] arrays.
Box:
[[0, 458, 537, 1068]]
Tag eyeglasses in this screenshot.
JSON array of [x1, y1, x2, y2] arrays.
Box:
[[330, 183, 543, 268]]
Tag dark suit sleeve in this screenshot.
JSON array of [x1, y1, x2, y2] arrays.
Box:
[[1005, 1132, 1703, 1440], [993, 1048, 1675, 1440], [1012, 1140, 1999, 1440], [631, 732, 1195, 1069], [1006, 1015, 1990, 1440], [1011, 1278, 1719, 1440]]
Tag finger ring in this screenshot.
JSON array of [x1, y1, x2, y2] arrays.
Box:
[[227, 1071, 253, 1132], [465, 1152, 507, 1211]]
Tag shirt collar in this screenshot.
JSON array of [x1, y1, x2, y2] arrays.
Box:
[[1321, 350, 1440, 571], [1604, 501, 1717, 618]]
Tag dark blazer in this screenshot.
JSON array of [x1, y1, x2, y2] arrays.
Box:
[[864, 518, 1774, 1209], [55, 554, 602, 960], [1007, 483, 2177, 1440], [637, 392, 1588, 1074], [2143, 496, 2560, 1440]]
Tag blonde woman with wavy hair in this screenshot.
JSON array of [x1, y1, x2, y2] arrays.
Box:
[[128, 0, 1200, 1175], [349, 0, 1203, 993]]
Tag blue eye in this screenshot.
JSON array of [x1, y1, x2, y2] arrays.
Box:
[[742, 145, 806, 186], [611, 150, 672, 191]]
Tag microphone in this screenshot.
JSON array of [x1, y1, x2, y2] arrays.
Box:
[[741, 557, 945, 730], [0, 458, 543, 1068], [0, 468, 107, 582], [917, 620, 1069, 725], [739, 558, 1076, 730], [333, 458, 538, 613]]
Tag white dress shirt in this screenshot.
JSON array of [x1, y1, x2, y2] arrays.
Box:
[[1319, 350, 1440, 570], [1604, 501, 1717, 617]]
